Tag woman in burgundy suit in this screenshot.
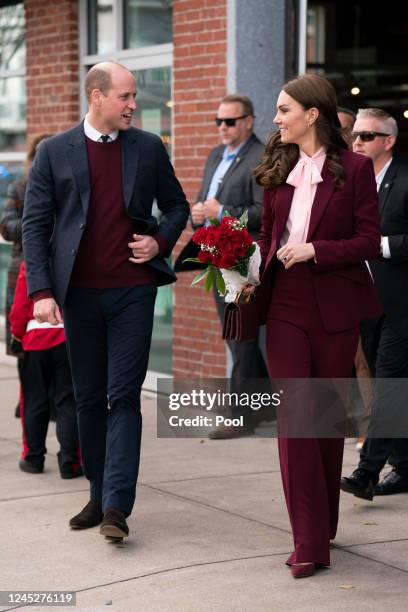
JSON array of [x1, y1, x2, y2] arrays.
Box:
[[251, 74, 381, 578]]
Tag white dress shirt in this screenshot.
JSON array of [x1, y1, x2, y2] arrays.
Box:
[[84, 115, 118, 142], [376, 157, 393, 258]]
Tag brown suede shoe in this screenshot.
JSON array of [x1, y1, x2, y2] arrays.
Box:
[[208, 423, 254, 439], [100, 508, 129, 541], [69, 500, 103, 530]]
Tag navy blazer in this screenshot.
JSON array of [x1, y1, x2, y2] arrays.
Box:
[[195, 134, 264, 236], [22, 122, 189, 306]]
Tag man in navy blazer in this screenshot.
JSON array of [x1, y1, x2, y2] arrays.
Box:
[[22, 62, 189, 540]]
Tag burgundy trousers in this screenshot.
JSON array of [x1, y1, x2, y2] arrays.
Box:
[[266, 263, 359, 566]]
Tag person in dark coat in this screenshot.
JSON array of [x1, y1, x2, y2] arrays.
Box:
[[22, 61, 189, 542], [0, 134, 51, 416], [175, 94, 270, 439]]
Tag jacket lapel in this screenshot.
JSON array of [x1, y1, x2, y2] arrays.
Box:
[[274, 182, 295, 246], [216, 135, 257, 199], [67, 122, 91, 217], [264, 183, 294, 269], [306, 160, 335, 241], [121, 130, 140, 209], [378, 159, 397, 216], [202, 151, 222, 198]]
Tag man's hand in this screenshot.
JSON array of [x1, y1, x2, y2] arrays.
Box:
[[33, 298, 63, 325], [128, 234, 159, 264], [277, 243, 316, 270], [191, 202, 206, 225], [203, 198, 221, 220]]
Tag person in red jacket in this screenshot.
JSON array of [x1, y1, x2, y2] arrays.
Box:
[[10, 261, 82, 478]]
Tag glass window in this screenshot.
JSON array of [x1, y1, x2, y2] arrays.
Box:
[[132, 66, 172, 150], [124, 0, 172, 49], [0, 76, 26, 153], [82, 1, 173, 374], [306, 1, 408, 151], [0, 243, 11, 316], [0, 2, 25, 71], [130, 67, 172, 373], [88, 0, 114, 55]]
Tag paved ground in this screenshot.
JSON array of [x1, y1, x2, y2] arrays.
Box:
[[1, 360, 408, 611]]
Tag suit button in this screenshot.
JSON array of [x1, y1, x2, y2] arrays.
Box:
[[80, 223, 85, 230], [71, 249, 76, 256]]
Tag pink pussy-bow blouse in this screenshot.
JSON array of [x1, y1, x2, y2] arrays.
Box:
[[281, 146, 326, 246]]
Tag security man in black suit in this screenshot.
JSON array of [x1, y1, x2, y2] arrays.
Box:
[[175, 94, 269, 439], [341, 108, 408, 500]]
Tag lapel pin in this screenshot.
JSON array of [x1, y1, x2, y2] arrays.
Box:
[[384, 183, 390, 189]]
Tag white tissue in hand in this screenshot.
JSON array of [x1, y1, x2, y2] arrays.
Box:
[[221, 244, 261, 302]]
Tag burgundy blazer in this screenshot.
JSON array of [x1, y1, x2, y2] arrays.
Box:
[[257, 149, 382, 333]]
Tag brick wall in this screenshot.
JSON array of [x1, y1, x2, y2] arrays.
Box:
[[24, 0, 80, 139], [172, 0, 228, 378]]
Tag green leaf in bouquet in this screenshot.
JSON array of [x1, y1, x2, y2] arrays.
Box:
[[183, 257, 201, 264], [247, 243, 256, 257], [204, 266, 214, 291], [215, 268, 226, 294], [234, 258, 249, 277], [238, 209, 249, 227], [191, 267, 210, 286], [209, 218, 220, 226], [222, 209, 231, 218]]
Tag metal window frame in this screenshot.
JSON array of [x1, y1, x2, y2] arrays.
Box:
[[79, 0, 173, 117], [298, 0, 307, 75]]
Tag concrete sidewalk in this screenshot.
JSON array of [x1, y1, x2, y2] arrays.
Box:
[[1, 361, 407, 611]]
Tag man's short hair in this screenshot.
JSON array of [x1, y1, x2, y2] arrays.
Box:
[[338, 107, 356, 120], [85, 67, 112, 101], [357, 108, 398, 137], [220, 94, 254, 117]]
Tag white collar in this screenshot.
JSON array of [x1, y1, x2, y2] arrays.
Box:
[[84, 115, 118, 142]]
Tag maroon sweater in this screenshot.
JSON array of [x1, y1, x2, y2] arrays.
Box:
[[70, 136, 158, 288]]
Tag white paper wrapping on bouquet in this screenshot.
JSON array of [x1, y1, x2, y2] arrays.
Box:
[[221, 243, 262, 302]]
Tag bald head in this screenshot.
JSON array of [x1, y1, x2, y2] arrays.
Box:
[[85, 61, 134, 102], [85, 61, 137, 134]]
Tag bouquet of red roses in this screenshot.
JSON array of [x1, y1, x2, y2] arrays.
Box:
[[184, 211, 261, 300]]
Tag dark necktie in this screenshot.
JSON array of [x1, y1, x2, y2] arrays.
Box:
[[100, 135, 110, 143]]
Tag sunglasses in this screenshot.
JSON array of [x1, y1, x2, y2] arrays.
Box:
[[215, 114, 249, 127], [351, 131, 391, 142]]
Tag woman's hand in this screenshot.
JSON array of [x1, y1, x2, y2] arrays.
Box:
[[241, 283, 257, 297], [277, 243, 315, 270]]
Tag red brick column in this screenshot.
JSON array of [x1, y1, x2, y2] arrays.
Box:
[[172, 0, 228, 377], [24, 0, 80, 139]]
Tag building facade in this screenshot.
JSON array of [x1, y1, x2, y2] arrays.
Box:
[[1, 0, 407, 378]]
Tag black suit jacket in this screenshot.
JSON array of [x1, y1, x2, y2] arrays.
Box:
[[174, 133, 264, 271], [369, 156, 408, 337], [22, 123, 189, 306]]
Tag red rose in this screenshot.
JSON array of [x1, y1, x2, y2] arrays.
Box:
[[198, 250, 214, 264], [192, 226, 208, 245], [219, 252, 237, 268]]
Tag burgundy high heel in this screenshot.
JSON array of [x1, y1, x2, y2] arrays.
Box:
[[290, 562, 316, 579]]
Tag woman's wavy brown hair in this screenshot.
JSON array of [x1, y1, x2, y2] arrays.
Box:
[[254, 74, 348, 189]]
